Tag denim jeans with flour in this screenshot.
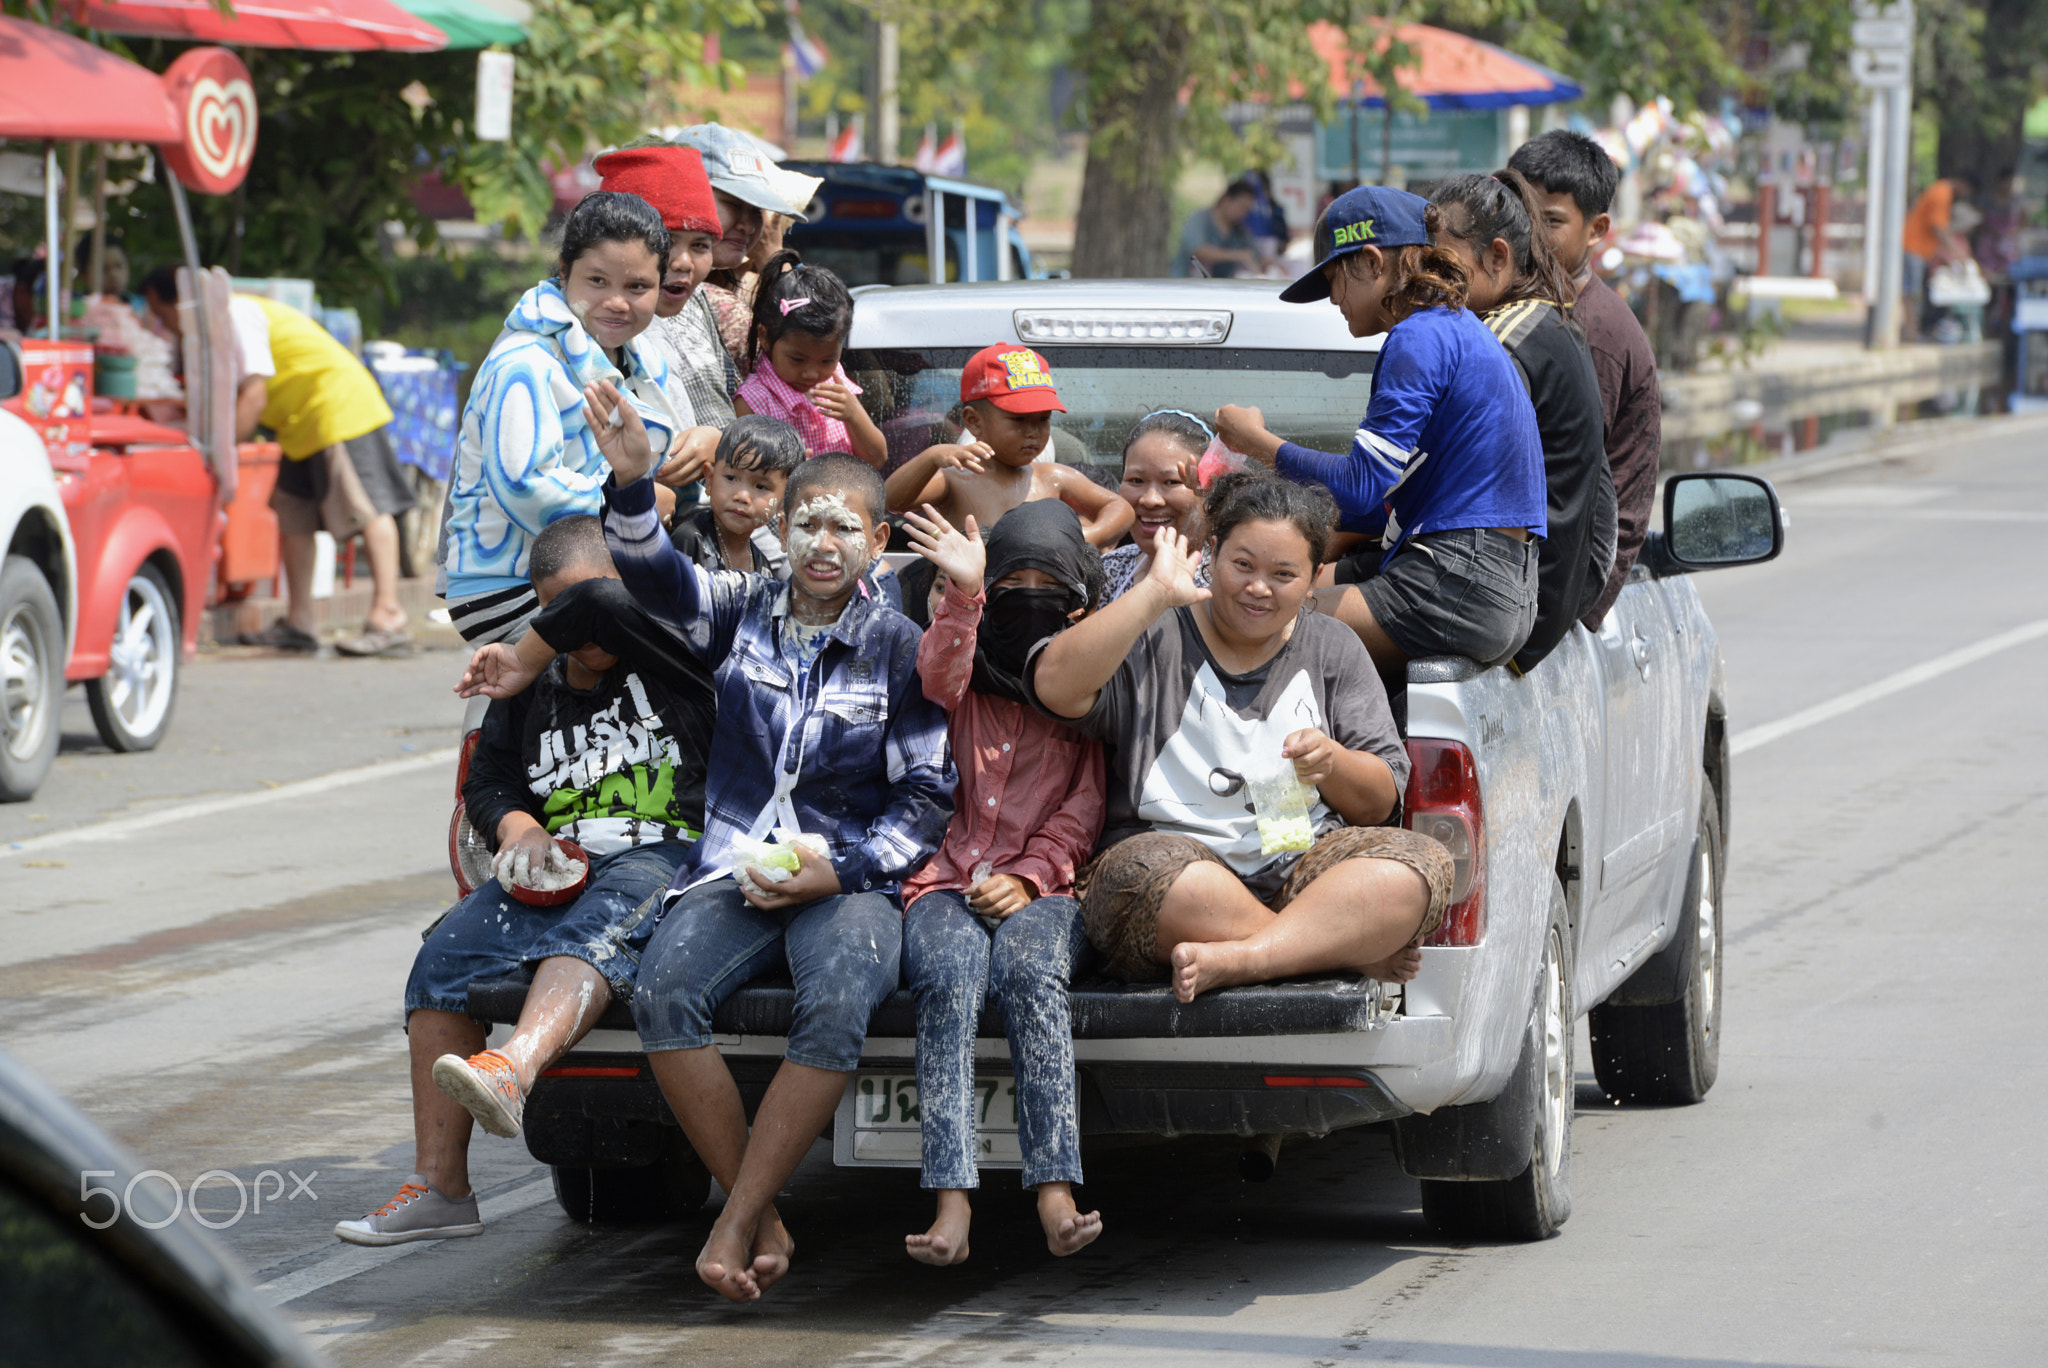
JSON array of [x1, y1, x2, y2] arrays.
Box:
[[903, 890, 1089, 1191]]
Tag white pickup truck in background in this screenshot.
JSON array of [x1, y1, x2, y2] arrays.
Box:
[[464, 280, 1785, 1242]]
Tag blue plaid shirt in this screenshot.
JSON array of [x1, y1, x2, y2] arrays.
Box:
[[602, 475, 955, 900]]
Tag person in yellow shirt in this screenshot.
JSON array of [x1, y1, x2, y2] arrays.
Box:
[[142, 273, 416, 655]]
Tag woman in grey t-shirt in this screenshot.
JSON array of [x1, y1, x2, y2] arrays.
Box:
[[1030, 471, 1452, 1001]]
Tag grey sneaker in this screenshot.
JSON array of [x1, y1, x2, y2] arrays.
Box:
[[432, 1048, 526, 1138], [334, 1176, 483, 1246]]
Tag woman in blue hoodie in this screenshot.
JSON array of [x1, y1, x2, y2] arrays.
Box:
[[441, 192, 683, 644]]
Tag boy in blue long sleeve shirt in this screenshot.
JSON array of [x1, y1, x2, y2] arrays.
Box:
[[461, 390, 952, 1303]]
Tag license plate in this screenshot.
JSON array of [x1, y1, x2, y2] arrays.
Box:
[[832, 1072, 1023, 1168]]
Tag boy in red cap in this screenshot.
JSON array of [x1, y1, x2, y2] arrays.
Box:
[[885, 345, 1133, 548], [594, 143, 727, 496]]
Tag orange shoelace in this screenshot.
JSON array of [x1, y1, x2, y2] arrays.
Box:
[[473, 1051, 518, 1092], [372, 1182, 429, 1217]]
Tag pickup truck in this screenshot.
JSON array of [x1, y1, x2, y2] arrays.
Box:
[[465, 280, 1784, 1241]]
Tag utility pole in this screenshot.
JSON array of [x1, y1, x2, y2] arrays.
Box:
[[1852, 0, 1915, 349], [875, 18, 900, 166]]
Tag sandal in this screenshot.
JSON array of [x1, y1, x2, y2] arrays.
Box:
[[334, 626, 415, 657], [240, 619, 320, 652]]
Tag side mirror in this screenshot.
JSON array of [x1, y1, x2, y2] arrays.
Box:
[[0, 338, 22, 403], [1649, 472, 1785, 574]]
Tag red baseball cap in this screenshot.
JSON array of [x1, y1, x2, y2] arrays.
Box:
[[592, 145, 721, 237], [960, 344, 1066, 414]]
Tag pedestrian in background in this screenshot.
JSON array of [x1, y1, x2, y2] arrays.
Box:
[[1902, 171, 1981, 341], [141, 267, 416, 657], [1171, 179, 1270, 278]]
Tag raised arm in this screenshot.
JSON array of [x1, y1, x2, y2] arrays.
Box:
[[1052, 465, 1137, 548], [1031, 527, 1208, 719], [885, 441, 989, 514], [900, 505, 987, 711], [601, 472, 702, 627]]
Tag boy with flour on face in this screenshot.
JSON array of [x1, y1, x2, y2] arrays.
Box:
[[464, 378, 955, 1302]]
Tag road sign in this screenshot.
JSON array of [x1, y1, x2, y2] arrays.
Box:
[[1851, 48, 1912, 89], [160, 47, 257, 197]]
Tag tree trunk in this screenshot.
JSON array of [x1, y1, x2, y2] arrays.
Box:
[[1070, 0, 1192, 279], [1934, 0, 2040, 187]]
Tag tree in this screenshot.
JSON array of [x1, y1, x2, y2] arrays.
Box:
[[1069, 0, 1341, 278], [1919, 0, 2048, 187], [10, 0, 757, 309]]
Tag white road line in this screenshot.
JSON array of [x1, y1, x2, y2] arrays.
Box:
[[1731, 618, 2048, 755], [0, 747, 459, 861], [1789, 507, 2048, 522], [259, 1178, 554, 1306]]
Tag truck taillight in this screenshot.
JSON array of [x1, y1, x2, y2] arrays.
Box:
[[1405, 738, 1486, 946], [448, 728, 490, 895]]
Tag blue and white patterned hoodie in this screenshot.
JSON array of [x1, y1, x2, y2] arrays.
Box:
[[440, 279, 678, 598]]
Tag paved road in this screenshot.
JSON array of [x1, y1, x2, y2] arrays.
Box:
[[4, 417, 2044, 1366]]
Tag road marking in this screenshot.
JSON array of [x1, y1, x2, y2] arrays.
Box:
[[258, 1177, 554, 1306], [1731, 618, 2048, 755], [1789, 507, 2048, 523], [0, 747, 459, 861]]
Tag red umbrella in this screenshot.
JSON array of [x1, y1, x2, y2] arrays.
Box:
[[66, 0, 446, 52], [0, 15, 183, 142]]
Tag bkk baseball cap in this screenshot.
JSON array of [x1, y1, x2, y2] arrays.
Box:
[[668, 124, 811, 220], [1279, 186, 1434, 303], [592, 146, 720, 236], [961, 344, 1066, 414]]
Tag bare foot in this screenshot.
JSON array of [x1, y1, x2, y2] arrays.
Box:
[[1036, 1183, 1102, 1257], [696, 1216, 761, 1302], [749, 1210, 794, 1293], [905, 1189, 972, 1267], [1169, 941, 1253, 1003], [1364, 945, 1425, 984]]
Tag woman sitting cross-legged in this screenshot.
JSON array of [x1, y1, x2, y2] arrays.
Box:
[[1028, 470, 1453, 1002]]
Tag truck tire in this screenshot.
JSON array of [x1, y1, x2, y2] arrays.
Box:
[[0, 554, 64, 802], [1416, 877, 1575, 1241], [551, 1132, 711, 1224], [1589, 780, 1723, 1105], [84, 562, 180, 753]]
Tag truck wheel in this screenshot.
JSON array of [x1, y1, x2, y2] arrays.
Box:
[[0, 555, 64, 802], [1419, 877, 1574, 1241], [551, 1134, 712, 1224], [1589, 780, 1723, 1105], [84, 563, 179, 753]]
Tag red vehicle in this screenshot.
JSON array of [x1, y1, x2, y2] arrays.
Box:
[[0, 22, 254, 795]]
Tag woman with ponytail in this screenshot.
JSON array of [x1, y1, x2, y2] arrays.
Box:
[[1425, 168, 1616, 672], [1214, 187, 1547, 678]]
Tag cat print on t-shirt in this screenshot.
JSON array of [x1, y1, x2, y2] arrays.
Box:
[[1136, 663, 1331, 880]]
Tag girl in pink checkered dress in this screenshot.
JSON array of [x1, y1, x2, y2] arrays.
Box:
[[733, 250, 890, 469]]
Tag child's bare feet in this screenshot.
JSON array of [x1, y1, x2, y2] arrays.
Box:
[[905, 1188, 972, 1266], [1036, 1182, 1102, 1257], [1169, 940, 1255, 1003], [750, 1209, 795, 1292], [697, 1214, 761, 1302], [1363, 945, 1425, 984]]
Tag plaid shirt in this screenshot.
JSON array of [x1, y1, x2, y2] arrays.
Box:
[[737, 361, 862, 457], [645, 292, 737, 428], [603, 474, 955, 900]]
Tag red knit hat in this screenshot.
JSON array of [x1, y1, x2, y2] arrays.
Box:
[[592, 146, 721, 237]]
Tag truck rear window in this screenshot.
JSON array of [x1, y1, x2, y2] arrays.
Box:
[[844, 346, 1377, 475]]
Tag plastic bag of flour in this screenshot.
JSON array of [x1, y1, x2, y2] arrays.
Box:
[[1195, 436, 1251, 488], [732, 829, 829, 893]]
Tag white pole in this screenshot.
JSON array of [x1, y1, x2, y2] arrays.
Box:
[[1878, 80, 1912, 348], [43, 142, 61, 339], [964, 196, 979, 282], [876, 20, 899, 166], [1862, 91, 1885, 310], [996, 211, 1014, 281]]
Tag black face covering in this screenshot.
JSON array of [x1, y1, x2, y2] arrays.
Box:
[[968, 500, 1097, 705]]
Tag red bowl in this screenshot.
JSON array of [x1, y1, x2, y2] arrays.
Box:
[[506, 837, 590, 907]]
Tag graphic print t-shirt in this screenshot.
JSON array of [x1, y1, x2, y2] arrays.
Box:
[[1034, 607, 1411, 896], [466, 657, 714, 857]]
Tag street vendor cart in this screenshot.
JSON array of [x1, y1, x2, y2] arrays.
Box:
[[0, 19, 261, 796]]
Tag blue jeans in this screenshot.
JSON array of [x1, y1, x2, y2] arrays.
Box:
[[632, 878, 902, 1072], [404, 843, 688, 1020], [903, 890, 1088, 1191]]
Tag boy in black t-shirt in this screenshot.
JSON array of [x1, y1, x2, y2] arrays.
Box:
[[335, 515, 716, 1248]]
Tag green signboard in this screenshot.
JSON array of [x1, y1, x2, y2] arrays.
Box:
[[1315, 107, 1504, 180]]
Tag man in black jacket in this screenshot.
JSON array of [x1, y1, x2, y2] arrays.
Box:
[[335, 515, 716, 1247]]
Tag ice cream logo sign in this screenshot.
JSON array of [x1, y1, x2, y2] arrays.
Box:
[[159, 48, 258, 197]]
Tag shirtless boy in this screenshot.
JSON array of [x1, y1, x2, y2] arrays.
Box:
[[884, 344, 1133, 549]]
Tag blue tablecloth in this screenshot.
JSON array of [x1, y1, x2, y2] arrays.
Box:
[[371, 357, 460, 481]]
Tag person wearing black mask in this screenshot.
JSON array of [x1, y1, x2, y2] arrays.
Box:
[[895, 498, 1109, 1267]]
